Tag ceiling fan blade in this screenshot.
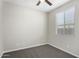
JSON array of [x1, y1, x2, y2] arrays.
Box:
[[45, 0, 52, 6], [36, 1, 41, 6]]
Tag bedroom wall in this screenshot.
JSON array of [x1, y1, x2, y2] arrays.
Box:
[[48, 0, 79, 57], [3, 2, 48, 52], [3, 0, 79, 57], [0, 0, 3, 57]]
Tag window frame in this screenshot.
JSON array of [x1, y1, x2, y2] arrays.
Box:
[[56, 6, 76, 35]]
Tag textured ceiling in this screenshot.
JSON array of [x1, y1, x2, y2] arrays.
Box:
[[3, 0, 71, 12]]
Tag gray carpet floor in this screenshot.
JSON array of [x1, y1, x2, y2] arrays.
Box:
[[2, 44, 76, 58]]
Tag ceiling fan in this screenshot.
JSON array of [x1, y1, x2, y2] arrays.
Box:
[[36, 0, 52, 6]]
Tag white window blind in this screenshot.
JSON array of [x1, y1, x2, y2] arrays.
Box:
[[56, 6, 75, 35]]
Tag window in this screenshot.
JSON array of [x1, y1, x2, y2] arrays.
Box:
[[56, 7, 75, 35]]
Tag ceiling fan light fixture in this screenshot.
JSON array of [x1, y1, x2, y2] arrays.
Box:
[[40, 0, 45, 3], [36, 0, 52, 6]]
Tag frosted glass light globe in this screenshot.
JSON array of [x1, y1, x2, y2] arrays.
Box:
[[40, 0, 45, 3]]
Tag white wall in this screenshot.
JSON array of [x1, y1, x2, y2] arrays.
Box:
[[0, 0, 3, 57], [48, 0, 79, 57], [3, 0, 79, 57], [3, 2, 48, 52]]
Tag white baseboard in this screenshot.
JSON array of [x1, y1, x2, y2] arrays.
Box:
[[3, 43, 78, 58], [3, 43, 47, 53], [48, 43, 79, 58]]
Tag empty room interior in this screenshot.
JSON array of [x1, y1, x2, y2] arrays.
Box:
[[0, 0, 79, 58]]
